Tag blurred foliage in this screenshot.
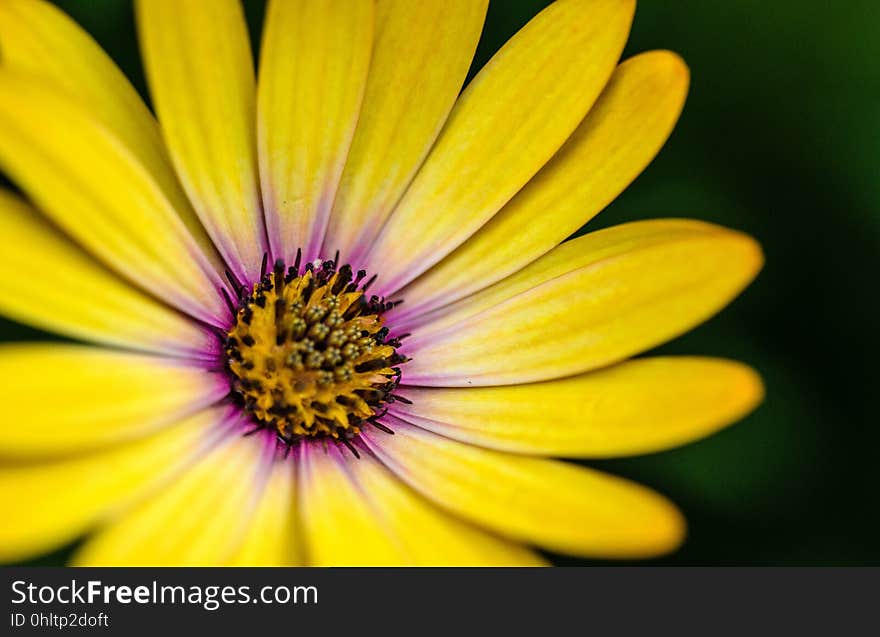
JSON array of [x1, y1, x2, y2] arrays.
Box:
[[6, 0, 878, 565]]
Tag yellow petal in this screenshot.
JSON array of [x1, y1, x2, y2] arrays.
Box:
[[398, 50, 690, 315], [297, 443, 404, 565], [299, 442, 542, 566], [300, 438, 543, 566], [403, 219, 713, 333], [364, 421, 685, 559], [324, 0, 488, 260], [344, 446, 547, 565], [0, 72, 228, 326], [299, 445, 543, 566], [136, 0, 267, 282], [365, 0, 635, 293], [74, 433, 267, 566], [0, 344, 228, 458], [403, 220, 763, 385], [0, 0, 163, 178], [0, 189, 214, 356], [393, 357, 763, 457], [0, 0, 214, 259], [0, 408, 221, 563], [258, 0, 374, 261], [228, 460, 299, 566]]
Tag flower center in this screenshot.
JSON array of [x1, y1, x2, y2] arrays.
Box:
[[224, 253, 407, 447]]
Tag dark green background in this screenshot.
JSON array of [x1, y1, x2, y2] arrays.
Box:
[[6, 1, 879, 565]]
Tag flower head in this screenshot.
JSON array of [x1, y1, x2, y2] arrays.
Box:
[[0, 0, 763, 565]]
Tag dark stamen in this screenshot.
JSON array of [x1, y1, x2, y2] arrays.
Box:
[[340, 437, 360, 459], [220, 287, 237, 317], [224, 269, 242, 296], [273, 259, 285, 294], [370, 420, 395, 435]]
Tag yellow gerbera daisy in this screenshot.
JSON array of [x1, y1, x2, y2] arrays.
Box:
[[0, 0, 763, 566]]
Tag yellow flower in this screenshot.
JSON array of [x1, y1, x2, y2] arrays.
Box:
[[0, 0, 763, 565]]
